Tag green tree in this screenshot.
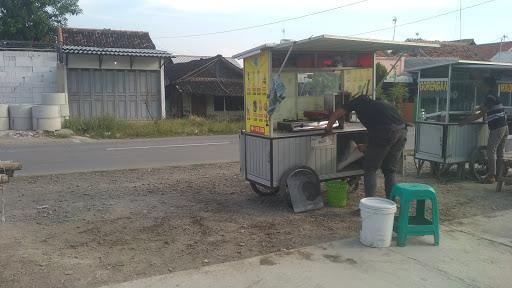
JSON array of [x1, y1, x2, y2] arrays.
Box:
[[0, 0, 82, 42], [375, 62, 388, 85], [385, 83, 408, 110], [375, 63, 388, 100]]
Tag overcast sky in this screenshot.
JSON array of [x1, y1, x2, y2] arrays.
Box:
[[70, 0, 511, 57]]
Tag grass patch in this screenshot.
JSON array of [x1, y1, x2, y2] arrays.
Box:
[[63, 116, 243, 139]]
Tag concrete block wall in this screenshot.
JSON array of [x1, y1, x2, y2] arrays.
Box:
[[0, 50, 62, 105]]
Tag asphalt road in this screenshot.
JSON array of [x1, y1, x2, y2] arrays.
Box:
[[2, 128, 415, 176], [2, 135, 239, 176]]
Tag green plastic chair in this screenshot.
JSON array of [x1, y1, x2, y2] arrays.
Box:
[[390, 183, 440, 247]]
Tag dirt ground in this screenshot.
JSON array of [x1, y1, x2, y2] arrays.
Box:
[[1, 161, 512, 288]]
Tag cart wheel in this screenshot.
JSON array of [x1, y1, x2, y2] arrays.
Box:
[[249, 182, 279, 196], [279, 171, 293, 208], [279, 166, 321, 210], [469, 146, 488, 182]]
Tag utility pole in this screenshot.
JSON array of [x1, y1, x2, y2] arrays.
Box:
[[459, 0, 462, 40], [499, 35, 508, 62], [392, 17, 397, 41]]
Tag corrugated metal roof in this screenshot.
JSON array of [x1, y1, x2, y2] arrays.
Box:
[[405, 58, 512, 72], [173, 55, 241, 68], [233, 35, 439, 59], [405, 57, 459, 71], [62, 46, 172, 57]]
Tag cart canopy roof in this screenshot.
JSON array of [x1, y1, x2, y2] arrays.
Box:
[[233, 35, 438, 59], [406, 58, 512, 72]]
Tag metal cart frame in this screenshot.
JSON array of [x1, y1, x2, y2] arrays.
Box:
[[406, 60, 512, 179], [234, 35, 438, 197]]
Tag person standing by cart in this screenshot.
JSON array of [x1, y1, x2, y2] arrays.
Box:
[[325, 95, 407, 199], [460, 78, 509, 184]]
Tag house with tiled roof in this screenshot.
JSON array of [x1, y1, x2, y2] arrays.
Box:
[[411, 41, 484, 61], [57, 27, 172, 120], [165, 55, 243, 119], [476, 41, 512, 62], [172, 55, 241, 68], [377, 39, 486, 82]]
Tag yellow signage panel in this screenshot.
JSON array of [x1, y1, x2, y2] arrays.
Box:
[[499, 83, 512, 93], [419, 81, 448, 92], [244, 51, 269, 136], [341, 68, 373, 96]]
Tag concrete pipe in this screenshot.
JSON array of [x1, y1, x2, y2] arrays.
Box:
[[0, 104, 8, 130], [59, 104, 70, 117], [39, 93, 67, 105], [9, 104, 33, 130], [0, 118, 9, 130], [0, 104, 8, 118], [10, 117, 32, 130], [32, 105, 61, 119], [33, 117, 62, 131], [8, 104, 32, 118]]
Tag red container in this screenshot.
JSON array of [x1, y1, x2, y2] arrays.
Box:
[[296, 55, 315, 68], [358, 53, 373, 68], [303, 111, 329, 121]]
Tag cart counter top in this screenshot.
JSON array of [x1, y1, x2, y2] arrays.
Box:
[[243, 123, 366, 139]]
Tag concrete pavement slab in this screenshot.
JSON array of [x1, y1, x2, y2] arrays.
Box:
[[101, 211, 512, 288], [102, 238, 470, 288], [446, 210, 512, 247]]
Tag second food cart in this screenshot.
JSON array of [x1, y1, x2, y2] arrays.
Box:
[[406, 59, 512, 179]]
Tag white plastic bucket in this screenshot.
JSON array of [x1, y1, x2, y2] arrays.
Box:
[[359, 197, 397, 248]]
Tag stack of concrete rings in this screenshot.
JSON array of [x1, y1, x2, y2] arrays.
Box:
[[9, 104, 33, 130], [33, 93, 68, 131], [0, 104, 8, 130]]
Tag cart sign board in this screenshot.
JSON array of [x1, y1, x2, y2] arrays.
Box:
[[244, 51, 270, 136], [419, 80, 448, 92], [499, 83, 512, 93]]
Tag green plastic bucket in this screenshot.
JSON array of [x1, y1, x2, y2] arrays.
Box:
[[325, 180, 349, 208]]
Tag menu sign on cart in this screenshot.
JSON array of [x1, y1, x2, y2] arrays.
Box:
[[499, 83, 512, 93], [244, 51, 270, 136], [419, 80, 448, 92]]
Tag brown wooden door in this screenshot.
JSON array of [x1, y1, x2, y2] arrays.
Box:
[[191, 95, 207, 117]]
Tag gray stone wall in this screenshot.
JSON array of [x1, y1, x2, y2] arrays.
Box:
[[0, 50, 62, 104]]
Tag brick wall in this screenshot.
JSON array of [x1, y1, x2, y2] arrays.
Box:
[[0, 50, 62, 104]]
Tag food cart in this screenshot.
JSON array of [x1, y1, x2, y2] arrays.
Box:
[[234, 35, 435, 212], [406, 59, 512, 179]]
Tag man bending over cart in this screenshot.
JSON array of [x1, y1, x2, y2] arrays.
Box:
[[460, 78, 509, 184], [326, 95, 407, 199]]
